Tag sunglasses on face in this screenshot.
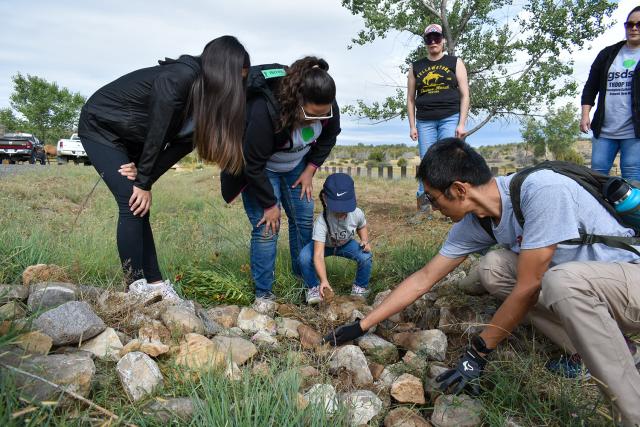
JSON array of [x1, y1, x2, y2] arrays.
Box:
[[300, 105, 333, 120], [625, 21, 640, 30], [424, 33, 443, 45]]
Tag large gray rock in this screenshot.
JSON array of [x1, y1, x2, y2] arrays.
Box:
[[161, 305, 205, 335], [27, 282, 77, 311], [237, 307, 276, 335], [33, 301, 106, 346], [212, 336, 257, 365], [392, 329, 448, 361], [328, 345, 373, 386], [0, 351, 95, 402], [342, 390, 383, 426], [116, 351, 164, 402], [356, 334, 399, 364], [0, 284, 29, 304], [431, 394, 483, 427]]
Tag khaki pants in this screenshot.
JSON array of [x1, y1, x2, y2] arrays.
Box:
[[479, 249, 640, 426]]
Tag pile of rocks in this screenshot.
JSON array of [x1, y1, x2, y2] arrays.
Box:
[[0, 263, 491, 426]]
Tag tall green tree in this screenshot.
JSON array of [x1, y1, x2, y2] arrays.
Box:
[[341, 0, 615, 135], [521, 103, 582, 163], [0, 73, 85, 143]]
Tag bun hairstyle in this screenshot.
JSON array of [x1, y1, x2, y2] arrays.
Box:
[[277, 56, 336, 131]]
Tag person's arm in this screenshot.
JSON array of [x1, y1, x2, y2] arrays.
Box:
[[305, 100, 341, 168], [455, 58, 470, 139], [360, 253, 466, 330], [580, 104, 592, 133], [407, 66, 418, 141], [313, 240, 332, 296], [580, 48, 607, 134], [356, 225, 371, 252]]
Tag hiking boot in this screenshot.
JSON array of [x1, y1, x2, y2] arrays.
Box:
[[545, 353, 591, 379], [306, 287, 321, 305], [252, 292, 277, 315], [351, 284, 369, 299]]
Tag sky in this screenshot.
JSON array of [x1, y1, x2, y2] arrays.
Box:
[[0, 0, 635, 146]]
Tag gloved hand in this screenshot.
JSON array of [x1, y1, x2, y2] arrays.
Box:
[[436, 345, 488, 395], [322, 321, 364, 346]]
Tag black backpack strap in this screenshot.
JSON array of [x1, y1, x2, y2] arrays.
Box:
[[247, 64, 291, 149], [561, 232, 640, 257], [476, 215, 496, 242]]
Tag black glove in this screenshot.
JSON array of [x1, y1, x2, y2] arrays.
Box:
[[436, 345, 488, 395], [322, 321, 364, 346]]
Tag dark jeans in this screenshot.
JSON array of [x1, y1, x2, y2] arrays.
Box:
[[298, 239, 372, 289], [81, 137, 192, 283]]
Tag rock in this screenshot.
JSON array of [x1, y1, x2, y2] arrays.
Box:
[[144, 397, 198, 423], [116, 331, 133, 346], [504, 416, 526, 427], [161, 305, 205, 335], [403, 351, 428, 373], [227, 327, 244, 337], [374, 290, 403, 323], [205, 305, 240, 328], [22, 264, 68, 287], [129, 312, 156, 329], [437, 305, 486, 335], [33, 301, 106, 346], [0, 284, 29, 304], [323, 296, 365, 322], [304, 384, 338, 415], [80, 327, 123, 361], [297, 324, 322, 349], [237, 308, 276, 335], [120, 339, 142, 357], [252, 297, 278, 316], [0, 351, 95, 402], [197, 307, 224, 336], [276, 317, 302, 338], [140, 340, 170, 357], [252, 361, 270, 376], [297, 392, 309, 410], [0, 301, 26, 320], [343, 389, 383, 426], [368, 362, 385, 381], [378, 364, 403, 388], [14, 331, 53, 355], [139, 320, 171, 343], [391, 373, 426, 404], [77, 284, 105, 301], [356, 334, 399, 364], [276, 303, 299, 318], [251, 330, 279, 347], [385, 407, 432, 427], [27, 282, 77, 311], [416, 307, 441, 330], [431, 394, 482, 427], [392, 330, 447, 361], [116, 351, 163, 402], [175, 333, 226, 370], [328, 345, 373, 386], [427, 363, 450, 379], [212, 336, 257, 366], [299, 365, 321, 387], [224, 360, 242, 381]]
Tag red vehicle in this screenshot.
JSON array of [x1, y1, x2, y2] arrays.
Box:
[[0, 133, 44, 164]]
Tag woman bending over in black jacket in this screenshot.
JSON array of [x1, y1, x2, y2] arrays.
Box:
[[79, 35, 249, 300]]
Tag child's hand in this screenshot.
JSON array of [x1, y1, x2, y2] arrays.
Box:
[[360, 241, 371, 253], [319, 281, 333, 299]]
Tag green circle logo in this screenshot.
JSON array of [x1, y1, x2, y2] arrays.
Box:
[[623, 59, 636, 69], [301, 127, 315, 142]]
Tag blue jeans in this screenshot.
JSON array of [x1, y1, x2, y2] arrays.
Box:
[[416, 113, 459, 196], [591, 137, 640, 182], [298, 239, 372, 289], [242, 161, 314, 297]]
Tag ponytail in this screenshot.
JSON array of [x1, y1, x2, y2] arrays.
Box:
[[277, 56, 336, 132]]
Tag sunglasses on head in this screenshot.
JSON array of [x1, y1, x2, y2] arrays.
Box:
[[424, 33, 443, 45], [625, 21, 640, 30]]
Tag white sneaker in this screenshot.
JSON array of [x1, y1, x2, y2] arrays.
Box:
[[128, 279, 181, 303], [156, 280, 182, 303], [306, 287, 321, 305], [351, 284, 369, 298], [128, 278, 148, 293]]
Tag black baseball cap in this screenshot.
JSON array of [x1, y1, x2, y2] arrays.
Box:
[[323, 173, 356, 212]]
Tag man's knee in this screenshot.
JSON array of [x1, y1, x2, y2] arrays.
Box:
[[478, 249, 517, 296], [539, 262, 597, 310]]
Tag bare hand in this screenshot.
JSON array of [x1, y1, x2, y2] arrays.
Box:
[[292, 169, 314, 201], [129, 186, 152, 216], [580, 116, 591, 133], [455, 125, 467, 139], [410, 127, 418, 141], [257, 205, 281, 236], [361, 242, 372, 253], [319, 281, 333, 298], [119, 162, 137, 181]]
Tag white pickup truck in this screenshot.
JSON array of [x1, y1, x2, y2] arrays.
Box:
[[56, 133, 90, 165]]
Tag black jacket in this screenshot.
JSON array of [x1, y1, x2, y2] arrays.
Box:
[[79, 55, 200, 190], [221, 96, 341, 208], [581, 40, 640, 138]]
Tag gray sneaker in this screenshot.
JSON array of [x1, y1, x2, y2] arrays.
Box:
[[306, 287, 321, 305], [351, 284, 369, 298]]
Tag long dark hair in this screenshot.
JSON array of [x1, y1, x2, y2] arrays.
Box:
[[192, 35, 249, 175], [277, 56, 336, 132]]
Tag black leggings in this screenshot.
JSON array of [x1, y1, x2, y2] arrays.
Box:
[[82, 138, 192, 283]]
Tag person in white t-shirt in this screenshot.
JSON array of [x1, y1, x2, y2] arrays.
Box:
[[298, 173, 372, 304]]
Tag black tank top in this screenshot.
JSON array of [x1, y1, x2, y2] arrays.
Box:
[[412, 55, 460, 121]]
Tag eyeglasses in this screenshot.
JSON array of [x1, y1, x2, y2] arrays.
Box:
[[300, 105, 333, 120], [624, 21, 640, 30], [424, 190, 446, 207], [424, 33, 443, 45]]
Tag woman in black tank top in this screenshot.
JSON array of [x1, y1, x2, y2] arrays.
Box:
[[407, 24, 470, 211]]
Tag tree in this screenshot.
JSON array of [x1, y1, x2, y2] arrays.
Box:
[[0, 73, 86, 143], [341, 0, 615, 135], [521, 103, 582, 164]]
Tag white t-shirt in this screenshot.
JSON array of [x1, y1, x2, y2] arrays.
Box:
[[312, 208, 367, 247], [601, 44, 640, 139]]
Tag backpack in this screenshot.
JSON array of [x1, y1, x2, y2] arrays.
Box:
[[478, 161, 640, 256]]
